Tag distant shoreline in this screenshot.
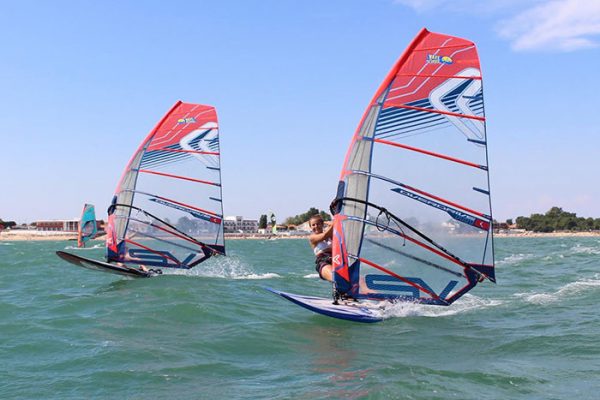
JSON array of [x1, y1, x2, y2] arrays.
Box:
[[0, 231, 309, 242], [1, 230, 599, 242], [0, 231, 600, 242], [494, 231, 600, 238]]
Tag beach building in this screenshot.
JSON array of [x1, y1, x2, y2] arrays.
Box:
[[35, 219, 104, 232], [223, 216, 258, 233], [296, 221, 311, 232]]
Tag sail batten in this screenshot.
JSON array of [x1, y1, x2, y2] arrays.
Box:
[[362, 139, 487, 168], [137, 169, 221, 186], [120, 189, 223, 219], [332, 28, 494, 305]]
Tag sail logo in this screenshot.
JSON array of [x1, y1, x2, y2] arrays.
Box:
[[128, 248, 196, 268], [332, 254, 341, 266], [177, 117, 197, 124], [426, 54, 453, 65], [392, 187, 489, 231]]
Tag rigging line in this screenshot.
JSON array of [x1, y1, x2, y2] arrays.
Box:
[[123, 217, 207, 253], [331, 197, 483, 278], [386, 104, 485, 121], [120, 189, 222, 218], [111, 203, 224, 255], [370, 138, 487, 170], [137, 169, 221, 186], [127, 229, 200, 256], [151, 148, 220, 156], [349, 170, 490, 218], [356, 256, 446, 303], [346, 215, 468, 270], [364, 238, 463, 278], [396, 73, 481, 80], [124, 238, 182, 266], [345, 216, 404, 239]]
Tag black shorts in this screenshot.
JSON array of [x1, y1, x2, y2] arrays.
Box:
[[315, 253, 332, 280]]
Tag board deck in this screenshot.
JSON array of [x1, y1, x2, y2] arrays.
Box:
[[56, 251, 155, 278], [266, 287, 385, 323]]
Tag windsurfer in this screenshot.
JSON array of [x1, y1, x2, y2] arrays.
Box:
[[309, 214, 334, 282]]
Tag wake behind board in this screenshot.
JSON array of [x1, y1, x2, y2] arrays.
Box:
[[56, 251, 154, 278], [266, 287, 384, 323]]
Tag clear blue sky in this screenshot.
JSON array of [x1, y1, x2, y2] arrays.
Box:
[[1, 0, 599, 223]]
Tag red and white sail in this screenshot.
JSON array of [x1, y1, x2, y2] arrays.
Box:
[[106, 101, 225, 269], [331, 29, 494, 304]]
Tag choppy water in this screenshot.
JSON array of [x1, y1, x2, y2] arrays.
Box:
[[1, 237, 599, 399]]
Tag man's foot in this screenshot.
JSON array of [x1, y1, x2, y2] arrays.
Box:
[[332, 288, 358, 304]]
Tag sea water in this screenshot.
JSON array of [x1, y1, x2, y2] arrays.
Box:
[[0, 237, 599, 399]]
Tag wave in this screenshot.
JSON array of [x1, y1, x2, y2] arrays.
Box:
[[568, 243, 600, 256], [233, 273, 281, 280], [496, 253, 535, 266], [515, 276, 600, 305], [160, 257, 280, 280], [303, 273, 320, 279]]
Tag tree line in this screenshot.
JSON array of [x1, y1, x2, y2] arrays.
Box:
[[283, 207, 332, 226], [515, 207, 600, 232], [0, 218, 16, 229]]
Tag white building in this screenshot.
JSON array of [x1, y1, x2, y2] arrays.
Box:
[[223, 216, 258, 233]]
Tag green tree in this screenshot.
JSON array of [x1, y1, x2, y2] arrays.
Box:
[[284, 207, 332, 225], [514, 207, 600, 232], [0, 219, 16, 229], [259, 214, 268, 229]]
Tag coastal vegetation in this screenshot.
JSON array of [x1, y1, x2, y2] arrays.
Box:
[[515, 207, 600, 232], [258, 215, 268, 229], [0, 218, 16, 229], [284, 207, 331, 226]]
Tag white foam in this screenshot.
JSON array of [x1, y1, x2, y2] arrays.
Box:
[[303, 273, 320, 279], [160, 256, 278, 280], [516, 276, 600, 305], [232, 273, 281, 280], [64, 243, 103, 250], [569, 243, 600, 255], [497, 253, 534, 266], [382, 294, 502, 319]]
